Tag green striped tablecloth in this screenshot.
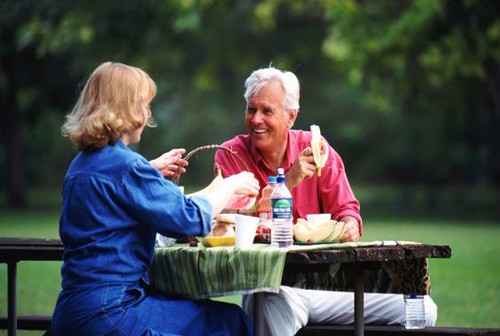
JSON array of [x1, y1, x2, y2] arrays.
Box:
[[149, 241, 412, 300]]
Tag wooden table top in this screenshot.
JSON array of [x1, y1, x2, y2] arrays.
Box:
[[285, 243, 451, 264], [0, 237, 64, 262]]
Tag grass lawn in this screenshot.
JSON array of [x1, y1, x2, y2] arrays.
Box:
[[360, 219, 500, 328], [1, 210, 499, 335]]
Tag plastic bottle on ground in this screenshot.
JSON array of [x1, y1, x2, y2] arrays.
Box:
[[404, 294, 426, 329]]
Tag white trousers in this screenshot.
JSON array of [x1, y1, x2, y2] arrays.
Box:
[[242, 286, 438, 336]]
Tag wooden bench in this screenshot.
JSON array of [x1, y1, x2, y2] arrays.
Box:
[[296, 325, 500, 336], [0, 237, 63, 336]]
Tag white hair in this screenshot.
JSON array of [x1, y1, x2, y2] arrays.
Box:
[[244, 66, 300, 113]]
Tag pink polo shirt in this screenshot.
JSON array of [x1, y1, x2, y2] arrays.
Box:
[[215, 129, 363, 234]]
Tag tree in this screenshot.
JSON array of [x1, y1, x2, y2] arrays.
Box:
[[2, 0, 498, 208], [316, 0, 500, 185], [0, 0, 93, 206]]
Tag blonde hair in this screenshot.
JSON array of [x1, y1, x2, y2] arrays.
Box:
[[62, 62, 157, 151]]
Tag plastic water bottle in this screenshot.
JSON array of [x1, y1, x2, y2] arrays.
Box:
[[404, 294, 426, 329], [257, 176, 277, 221], [270, 168, 293, 248]]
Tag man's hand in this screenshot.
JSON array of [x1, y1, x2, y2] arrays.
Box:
[[286, 147, 316, 189], [339, 216, 361, 243], [150, 148, 188, 178]]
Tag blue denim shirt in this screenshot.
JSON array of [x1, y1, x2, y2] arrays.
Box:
[[59, 140, 212, 290], [53, 141, 253, 335]]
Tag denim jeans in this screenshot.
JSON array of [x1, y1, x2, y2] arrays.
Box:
[[52, 283, 252, 336]]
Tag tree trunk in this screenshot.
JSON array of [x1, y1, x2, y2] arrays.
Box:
[[484, 60, 500, 186], [2, 29, 26, 208]]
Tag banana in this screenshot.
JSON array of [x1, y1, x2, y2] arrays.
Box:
[[310, 124, 328, 177], [187, 163, 223, 197]]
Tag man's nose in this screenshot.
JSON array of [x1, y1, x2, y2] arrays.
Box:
[[250, 110, 265, 123]]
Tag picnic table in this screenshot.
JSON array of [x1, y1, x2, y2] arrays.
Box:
[[2, 237, 498, 336], [150, 240, 452, 336]]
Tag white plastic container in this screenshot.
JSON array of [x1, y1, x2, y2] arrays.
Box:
[[234, 214, 260, 249]]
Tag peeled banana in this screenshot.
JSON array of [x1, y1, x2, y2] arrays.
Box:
[[187, 164, 223, 197], [310, 124, 328, 177]]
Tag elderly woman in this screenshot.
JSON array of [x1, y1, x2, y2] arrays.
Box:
[[51, 62, 259, 336], [215, 66, 438, 335]]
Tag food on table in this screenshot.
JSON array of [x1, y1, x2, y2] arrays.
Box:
[[293, 218, 345, 244], [310, 124, 329, 177], [254, 220, 272, 243], [216, 213, 237, 225], [209, 213, 236, 237], [210, 222, 235, 237], [225, 193, 256, 210]]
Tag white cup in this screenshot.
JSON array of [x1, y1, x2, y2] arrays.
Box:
[[306, 213, 331, 226], [234, 214, 260, 249]]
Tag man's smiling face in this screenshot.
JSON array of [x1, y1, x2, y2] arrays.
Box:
[[245, 80, 296, 154]]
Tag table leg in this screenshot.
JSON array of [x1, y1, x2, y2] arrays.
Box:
[[254, 293, 265, 336], [7, 261, 17, 336], [354, 267, 364, 336]]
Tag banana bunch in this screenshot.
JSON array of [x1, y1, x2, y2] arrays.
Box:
[[187, 164, 223, 197], [310, 124, 328, 177]]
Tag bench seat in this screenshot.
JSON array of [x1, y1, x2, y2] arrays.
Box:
[[0, 315, 51, 331], [296, 325, 500, 336]]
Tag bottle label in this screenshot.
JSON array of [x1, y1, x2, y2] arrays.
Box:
[[271, 198, 292, 219]]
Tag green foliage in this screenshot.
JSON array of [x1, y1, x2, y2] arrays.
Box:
[[1, 0, 500, 194]]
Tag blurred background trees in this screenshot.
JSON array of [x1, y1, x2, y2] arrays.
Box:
[[1, 0, 499, 218]]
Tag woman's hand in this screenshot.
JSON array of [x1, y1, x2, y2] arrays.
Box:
[[150, 148, 188, 178], [205, 171, 260, 217], [224, 171, 260, 197], [339, 216, 361, 243]]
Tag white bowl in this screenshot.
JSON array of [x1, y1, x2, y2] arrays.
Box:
[[306, 213, 332, 226]]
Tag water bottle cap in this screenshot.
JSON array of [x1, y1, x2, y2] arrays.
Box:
[[404, 294, 423, 299], [276, 175, 286, 184]]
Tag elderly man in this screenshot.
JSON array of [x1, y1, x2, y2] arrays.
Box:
[[214, 66, 438, 335]]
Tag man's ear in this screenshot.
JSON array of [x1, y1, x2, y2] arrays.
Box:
[[287, 109, 298, 128]]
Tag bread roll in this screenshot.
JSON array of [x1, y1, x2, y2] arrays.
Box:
[[210, 221, 235, 237]]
